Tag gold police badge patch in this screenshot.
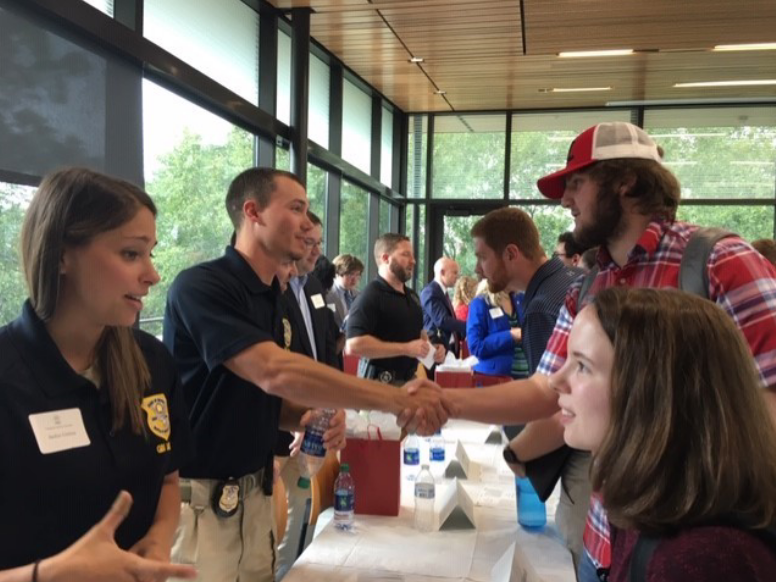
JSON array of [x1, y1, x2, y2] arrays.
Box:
[[282, 317, 292, 350], [141, 394, 171, 442]]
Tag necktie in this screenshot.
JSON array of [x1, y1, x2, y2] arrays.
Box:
[[344, 290, 354, 310]]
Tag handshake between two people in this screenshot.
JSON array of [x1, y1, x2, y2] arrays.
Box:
[[395, 378, 459, 436]]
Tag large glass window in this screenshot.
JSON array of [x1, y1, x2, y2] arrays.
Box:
[[142, 80, 253, 335], [276, 146, 291, 171], [1, 2, 142, 183], [408, 205, 427, 287], [0, 182, 36, 325], [379, 198, 396, 235], [144, 0, 259, 106], [521, 204, 575, 258], [381, 107, 394, 188], [81, 0, 114, 16], [510, 110, 633, 199], [407, 115, 427, 198], [643, 107, 776, 200], [276, 31, 291, 124], [443, 215, 479, 279], [433, 114, 506, 199], [309, 54, 330, 148], [677, 206, 773, 241], [342, 80, 372, 174], [307, 163, 327, 225], [339, 180, 369, 260]]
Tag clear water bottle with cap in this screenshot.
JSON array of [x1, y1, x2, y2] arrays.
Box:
[[414, 464, 435, 532], [297, 408, 335, 489], [429, 430, 446, 480], [333, 463, 355, 530], [516, 477, 546, 529], [403, 433, 421, 481]]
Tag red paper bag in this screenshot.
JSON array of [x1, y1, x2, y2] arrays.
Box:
[[339, 428, 400, 516], [434, 370, 474, 388]]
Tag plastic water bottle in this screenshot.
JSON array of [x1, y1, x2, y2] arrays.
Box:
[[516, 477, 546, 529], [333, 463, 355, 530], [403, 433, 421, 481], [297, 408, 335, 488], [414, 464, 436, 532], [429, 430, 446, 480]]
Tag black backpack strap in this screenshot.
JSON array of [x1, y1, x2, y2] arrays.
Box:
[[679, 227, 734, 299], [577, 266, 599, 308], [629, 534, 661, 582]]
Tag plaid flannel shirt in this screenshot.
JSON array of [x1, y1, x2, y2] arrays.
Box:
[[536, 219, 776, 570]]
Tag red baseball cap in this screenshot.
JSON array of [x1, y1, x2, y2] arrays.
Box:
[[537, 122, 662, 199]]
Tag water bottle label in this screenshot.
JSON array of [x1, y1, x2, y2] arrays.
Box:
[[403, 448, 420, 465], [300, 430, 326, 457], [414, 482, 435, 499], [335, 490, 354, 511], [430, 447, 445, 462]]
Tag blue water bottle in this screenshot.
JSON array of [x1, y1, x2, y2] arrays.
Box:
[[516, 477, 546, 529]]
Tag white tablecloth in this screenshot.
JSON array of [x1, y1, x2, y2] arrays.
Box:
[[284, 421, 576, 582]]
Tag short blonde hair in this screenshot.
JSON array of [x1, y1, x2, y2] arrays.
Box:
[[476, 279, 510, 308]]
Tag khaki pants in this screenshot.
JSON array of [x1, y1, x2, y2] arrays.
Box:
[[274, 457, 312, 580], [171, 476, 276, 582], [555, 450, 592, 571]]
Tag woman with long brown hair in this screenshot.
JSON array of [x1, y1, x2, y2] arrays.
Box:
[[552, 287, 776, 581], [0, 168, 194, 581]]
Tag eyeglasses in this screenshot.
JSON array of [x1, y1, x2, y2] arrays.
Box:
[[305, 239, 324, 249], [552, 251, 567, 258]]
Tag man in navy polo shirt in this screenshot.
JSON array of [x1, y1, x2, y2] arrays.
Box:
[[164, 169, 449, 582], [468, 206, 586, 565]]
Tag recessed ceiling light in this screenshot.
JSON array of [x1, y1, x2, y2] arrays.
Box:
[[434, 90, 446, 95], [674, 80, 776, 88], [713, 43, 776, 52], [409, 56, 424, 63], [550, 86, 612, 93], [558, 49, 633, 58]]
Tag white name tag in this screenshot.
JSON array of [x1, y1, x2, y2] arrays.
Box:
[[489, 307, 505, 319], [29, 408, 91, 455], [311, 294, 325, 309]]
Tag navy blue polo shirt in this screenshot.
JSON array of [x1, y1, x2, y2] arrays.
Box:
[[163, 246, 284, 480], [346, 275, 423, 381], [0, 301, 191, 569], [522, 257, 583, 373]]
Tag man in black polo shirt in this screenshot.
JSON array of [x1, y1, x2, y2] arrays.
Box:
[[346, 233, 445, 384], [164, 169, 449, 582]]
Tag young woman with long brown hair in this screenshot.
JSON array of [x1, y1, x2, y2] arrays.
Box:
[[0, 168, 194, 581], [552, 287, 776, 581]]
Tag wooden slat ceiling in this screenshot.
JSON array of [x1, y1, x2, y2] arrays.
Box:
[[267, 0, 776, 112]]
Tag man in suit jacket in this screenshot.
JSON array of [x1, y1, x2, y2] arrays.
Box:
[[276, 212, 339, 579], [421, 257, 467, 356]]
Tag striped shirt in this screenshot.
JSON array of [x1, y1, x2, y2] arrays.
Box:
[[536, 219, 776, 572]]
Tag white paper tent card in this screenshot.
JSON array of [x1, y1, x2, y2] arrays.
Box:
[[490, 542, 516, 582], [485, 425, 504, 444], [445, 440, 481, 480], [438, 479, 476, 530]]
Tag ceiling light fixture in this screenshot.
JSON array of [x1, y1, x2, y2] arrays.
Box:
[[558, 49, 634, 58], [409, 56, 424, 63], [606, 97, 776, 106], [434, 89, 446, 95], [550, 86, 612, 93], [713, 43, 776, 52], [674, 80, 776, 88]]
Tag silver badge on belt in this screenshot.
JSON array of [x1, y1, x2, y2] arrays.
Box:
[[212, 479, 240, 518]]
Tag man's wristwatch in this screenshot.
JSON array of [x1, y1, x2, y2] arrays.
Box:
[[502, 444, 522, 465]]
